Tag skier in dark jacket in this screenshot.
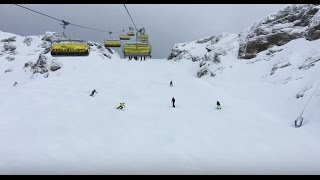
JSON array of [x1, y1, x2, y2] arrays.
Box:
[[90, 89, 98, 97], [217, 101, 221, 109], [170, 81, 173, 87], [172, 97, 175, 108]]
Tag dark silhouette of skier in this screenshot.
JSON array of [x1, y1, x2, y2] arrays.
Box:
[[217, 101, 221, 109], [170, 81, 173, 87], [13, 82, 17, 87], [90, 89, 98, 97], [171, 97, 175, 108]]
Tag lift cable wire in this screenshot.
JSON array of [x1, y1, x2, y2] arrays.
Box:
[[123, 4, 146, 42], [295, 81, 320, 127], [123, 4, 138, 31], [109, 29, 126, 35], [14, 4, 111, 33], [14, 4, 62, 22], [300, 81, 320, 117]]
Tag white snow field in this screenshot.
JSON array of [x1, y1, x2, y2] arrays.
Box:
[[0, 30, 320, 175]]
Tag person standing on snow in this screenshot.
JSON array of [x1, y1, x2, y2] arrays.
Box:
[[171, 97, 175, 108], [217, 101, 221, 109], [90, 89, 98, 97], [170, 81, 173, 87]]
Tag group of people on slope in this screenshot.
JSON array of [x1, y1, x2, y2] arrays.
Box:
[[128, 56, 146, 61], [89, 80, 222, 110], [90, 89, 125, 110], [169, 81, 221, 109]]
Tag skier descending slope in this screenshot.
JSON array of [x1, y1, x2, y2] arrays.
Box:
[[217, 101, 221, 110], [116, 102, 126, 110], [171, 97, 175, 108], [170, 81, 173, 87], [90, 89, 98, 97]]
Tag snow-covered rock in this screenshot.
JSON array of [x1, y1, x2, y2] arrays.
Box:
[[88, 41, 119, 59], [167, 35, 215, 61], [1, 36, 16, 43], [28, 53, 59, 75], [168, 33, 239, 78], [0, 30, 120, 79], [4, 68, 13, 73], [239, 4, 320, 59]]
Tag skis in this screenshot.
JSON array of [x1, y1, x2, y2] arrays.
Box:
[[116, 107, 125, 111]]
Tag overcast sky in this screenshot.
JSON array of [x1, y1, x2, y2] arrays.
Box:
[[0, 4, 286, 59]]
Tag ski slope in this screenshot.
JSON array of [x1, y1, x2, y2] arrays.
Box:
[[1, 49, 320, 174]]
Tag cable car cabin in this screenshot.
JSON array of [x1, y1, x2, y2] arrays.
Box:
[[119, 35, 131, 40], [51, 40, 90, 56], [122, 42, 152, 58], [104, 40, 121, 47], [127, 31, 135, 36]]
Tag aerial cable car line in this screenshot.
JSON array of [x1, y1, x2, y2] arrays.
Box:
[[13, 4, 111, 33], [123, 4, 138, 31], [123, 4, 145, 42], [300, 82, 320, 116], [108, 29, 126, 35], [14, 4, 61, 22]]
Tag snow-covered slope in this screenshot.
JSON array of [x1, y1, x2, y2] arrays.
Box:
[[0, 29, 320, 174], [167, 30, 320, 121], [163, 4, 320, 174], [1, 4, 320, 174], [167, 4, 320, 106]]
